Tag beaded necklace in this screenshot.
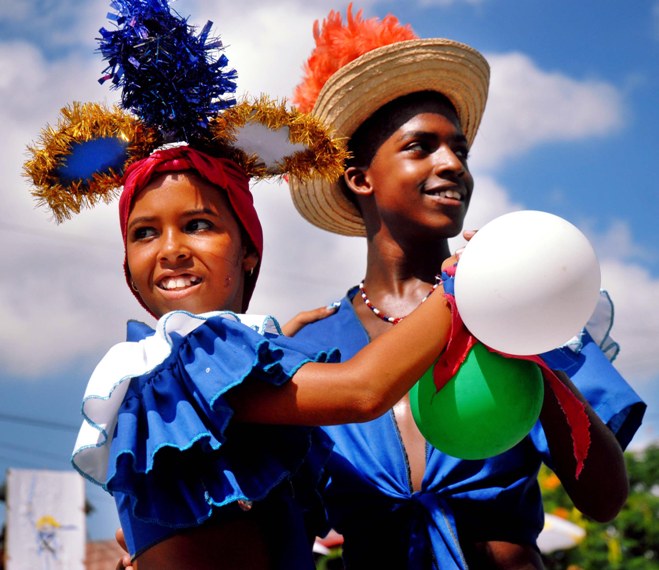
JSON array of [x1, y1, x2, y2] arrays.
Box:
[[358, 275, 442, 325]]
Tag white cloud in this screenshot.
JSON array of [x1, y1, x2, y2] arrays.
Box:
[[475, 52, 625, 170], [248, 179, 365, 320], [599, 260, 659, 381], [0, 204, 148, 378], [0, 43, 103, 123], [461, 173, 524, 229], [3, 0, 657, 450], [0, 1, 101, 53], [189, 0, 328, 99], [583, 219, 658, 268]]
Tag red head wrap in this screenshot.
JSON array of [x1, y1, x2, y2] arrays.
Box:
[[119, 146, 263, 314]]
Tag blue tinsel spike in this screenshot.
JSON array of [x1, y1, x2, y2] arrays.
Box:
[[135, 25, 150, 41], [96, 0, 238, 143], [199, 21, 213, 43], [112, 67, 123, 85]]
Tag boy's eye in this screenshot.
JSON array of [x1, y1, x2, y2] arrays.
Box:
[[186, 219, 213, 232], [454, 146, 470, 160], [405, 140, 431, 153]]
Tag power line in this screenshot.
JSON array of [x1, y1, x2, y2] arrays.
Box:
[[0, 454, 50, 470], [0, 441, 69, 464], [0, 412, 78, 432], [0, 221, 117, 250]]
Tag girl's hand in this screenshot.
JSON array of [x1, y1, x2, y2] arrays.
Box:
[[115, 527, 135, 570], [441, 229, 477, 271], [281, 303, 340, 336]]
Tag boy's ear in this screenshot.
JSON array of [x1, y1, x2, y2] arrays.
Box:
[[344, 165, 373, 197]]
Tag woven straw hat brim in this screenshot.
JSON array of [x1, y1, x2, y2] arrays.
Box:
[[290, 38, 490, 237]]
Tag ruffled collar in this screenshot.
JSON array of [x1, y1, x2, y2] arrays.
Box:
[[71, 310, 282, 487]]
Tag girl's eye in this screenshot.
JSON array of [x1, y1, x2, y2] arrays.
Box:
[[132, 226, 156, 241], [186, 219, 213, 233]]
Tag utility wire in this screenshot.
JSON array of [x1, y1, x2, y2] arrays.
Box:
[[0, 221, 117, 250], [0, 412, 78, 432], [0, 441, 69, 464]]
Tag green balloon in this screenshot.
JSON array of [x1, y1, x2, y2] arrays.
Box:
[[410, 342, 544, 459]]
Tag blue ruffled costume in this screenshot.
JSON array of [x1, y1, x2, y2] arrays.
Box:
[[72, 311, 339, 563]]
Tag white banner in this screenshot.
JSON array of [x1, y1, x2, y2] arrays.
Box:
[[5, 469, 85, 570]]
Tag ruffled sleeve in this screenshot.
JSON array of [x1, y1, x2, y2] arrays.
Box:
[[71, 310, 339, 528], [539, 290, 646, 451]]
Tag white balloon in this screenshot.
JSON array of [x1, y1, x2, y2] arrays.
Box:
[[454, 210, 601, 356]]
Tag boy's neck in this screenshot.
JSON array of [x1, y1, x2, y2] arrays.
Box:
[[363, 235, 451, 294]]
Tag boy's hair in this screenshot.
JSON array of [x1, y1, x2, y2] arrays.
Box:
[[347, 91, 459, 169]]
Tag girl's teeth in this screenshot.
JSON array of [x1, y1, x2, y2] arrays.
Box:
[[162, 277, 198, 290]]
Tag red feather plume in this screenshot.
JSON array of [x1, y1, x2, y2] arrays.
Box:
[[292, 3, 418, 113]]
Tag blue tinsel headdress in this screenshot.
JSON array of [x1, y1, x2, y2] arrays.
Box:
[[24, 0, 347, 222], [98, 0, 237, 143]]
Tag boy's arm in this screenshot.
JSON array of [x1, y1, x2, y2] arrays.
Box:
[[539, 370, 628, 522]]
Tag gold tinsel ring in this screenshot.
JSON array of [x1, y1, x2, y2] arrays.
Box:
[[23, 101, 160, 223], [209, 96, 349, 183]]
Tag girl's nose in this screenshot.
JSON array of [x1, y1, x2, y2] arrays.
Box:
[[159, 229, 191, 263]]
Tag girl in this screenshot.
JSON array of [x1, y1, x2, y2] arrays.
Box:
[[68, 144, 456, 569], [23, 2, 457, 565]]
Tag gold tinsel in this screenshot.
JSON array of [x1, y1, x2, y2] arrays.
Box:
[[209, 96, 349, 182], [23, 102, 160, 223], [24, 97, 347, 222]]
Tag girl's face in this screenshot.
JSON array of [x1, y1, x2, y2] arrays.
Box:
[[126, 172, 258, 318], [350, 100, 474, 241]]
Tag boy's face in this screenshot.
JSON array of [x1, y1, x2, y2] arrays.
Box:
[[356, 99, 473, 240], [125, 172, 256, 317]]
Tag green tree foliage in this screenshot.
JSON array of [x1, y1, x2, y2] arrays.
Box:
[[541, 445, 659, 569]]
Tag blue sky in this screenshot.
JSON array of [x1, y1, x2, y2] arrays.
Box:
[[1, 0, 657, 541]]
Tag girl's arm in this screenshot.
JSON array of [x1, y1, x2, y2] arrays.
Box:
[[229, 286, 452, 425], [540, 371, 628, 522]]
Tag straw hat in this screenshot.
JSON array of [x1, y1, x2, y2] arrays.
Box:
[[290, 36, 490, 237]]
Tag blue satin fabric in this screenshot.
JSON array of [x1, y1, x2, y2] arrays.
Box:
[[106, 313, 339, 562], [294, 287, 645, 569], [539, 329, 645, 453]]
